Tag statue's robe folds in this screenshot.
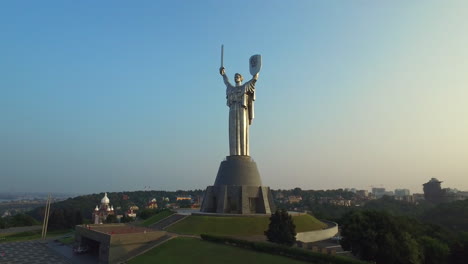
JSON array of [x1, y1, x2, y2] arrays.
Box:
[[223, 74, 257, 156]]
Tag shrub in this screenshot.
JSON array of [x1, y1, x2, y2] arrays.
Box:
[[264, 209, 296, 246]]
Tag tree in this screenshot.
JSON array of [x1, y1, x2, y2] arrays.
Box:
[[340, 210, 423, 264], [105, 214, 117, 224], [10, 214, 39, 227], [73, 210, 83, 227], [419, 236, 449, 264], [0, 217, 6, 229], [449, 232, 468, 264], [292, 187, 302, 196], [120, 214, 134, 223], [48, 209, 66, 230], [264, 209, 296, 246]]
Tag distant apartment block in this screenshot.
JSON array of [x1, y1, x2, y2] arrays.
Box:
[[395, 195, 414, 203], [372, 188, 386, 198], [356, 190, 368, 197], [412, 193, 425, 202], [423, 178, 468, 203], [423, 178, 444, 203], [395, 189, 411, 197]]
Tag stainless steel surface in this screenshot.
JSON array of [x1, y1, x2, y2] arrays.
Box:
[[220, 59, 260, 156], [221, 44, 224, 67], [249, 54, 262, 76]]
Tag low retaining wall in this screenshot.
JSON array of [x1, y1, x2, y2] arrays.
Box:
[[296, 220, 338, 243], [192, 211, 307, 217]]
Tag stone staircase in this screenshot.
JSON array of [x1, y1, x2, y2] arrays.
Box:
[[150, 214, 188, 230], [119, 234, 174, 263]]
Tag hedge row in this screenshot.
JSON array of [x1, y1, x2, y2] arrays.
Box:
[[200, 234, 367, 264]]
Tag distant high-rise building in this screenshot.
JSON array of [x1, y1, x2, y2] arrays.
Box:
[[395, 189, 411, 197], [413, 193, 425, 202], [356, 190, 368, 197], [422, 178, 468, 203], [372, 188, 386, 198], [423, 178, 444, 203]]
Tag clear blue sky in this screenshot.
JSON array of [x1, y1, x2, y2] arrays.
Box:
[[1, 1, 467, 194]]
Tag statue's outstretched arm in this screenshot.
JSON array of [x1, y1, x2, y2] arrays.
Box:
[[246, 73, 259, 88], [221, 68, 232, 87], [253, 73, 259, 81], [247, 73, 259, 85]]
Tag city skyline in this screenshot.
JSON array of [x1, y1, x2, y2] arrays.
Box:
[[1, 1, 468, 194]]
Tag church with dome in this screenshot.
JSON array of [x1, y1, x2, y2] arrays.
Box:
[[92, 192, 115, 224]]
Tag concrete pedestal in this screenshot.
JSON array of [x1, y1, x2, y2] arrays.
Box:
[[200, 156, 275, 214]]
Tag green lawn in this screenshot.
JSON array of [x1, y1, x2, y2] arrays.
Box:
[[128, 237, 308, 264], [58, 235, 75, 245], [140, 210, 175, 227], [0, 229, 72, 243], [166, 214, 327, 236]]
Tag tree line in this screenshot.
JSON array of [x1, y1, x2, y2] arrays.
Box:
[[340, 209, 468, 264], [0, 213, 39, 229]]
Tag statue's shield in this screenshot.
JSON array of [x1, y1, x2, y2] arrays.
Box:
[[249, 54, 262, 76]]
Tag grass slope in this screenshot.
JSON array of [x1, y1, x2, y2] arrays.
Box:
[[128, 237, 307, 264], [140, 210, 175, 227], [0, 229, 71, 243], [167, 214, 327, 236]]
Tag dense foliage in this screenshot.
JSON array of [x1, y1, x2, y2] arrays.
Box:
[[363, 195, 433, 217], [303, 193, 467, 233], [273, 189, 468, 264], [420, 199, 468, 232], [48, 208, 83, 230], [0, 213, 39, 229], [340, 210, 453, 264], [264, 209, 296, 246], [449, 232, 468, 264], [105, 214, 117, 224]]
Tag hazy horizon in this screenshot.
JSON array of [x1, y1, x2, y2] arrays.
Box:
[[2, 1, 467, 194]]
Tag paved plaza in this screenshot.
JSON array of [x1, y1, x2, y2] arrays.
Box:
[[0, 241, 70, 264]]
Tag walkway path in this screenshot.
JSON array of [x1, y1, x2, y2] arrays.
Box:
[[149, 214, 188, 230], [46, 240, 98, 264], [0, 240, 71, 264]]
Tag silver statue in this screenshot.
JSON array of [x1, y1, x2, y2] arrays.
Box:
[[219, 50, 261, 156]]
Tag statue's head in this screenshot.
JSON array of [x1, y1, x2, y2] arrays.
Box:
[[234, 73, 243, 84]]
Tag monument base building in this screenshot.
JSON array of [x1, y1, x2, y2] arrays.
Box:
[[200, 155, 275, 214], [75, 224, 167, 264]]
